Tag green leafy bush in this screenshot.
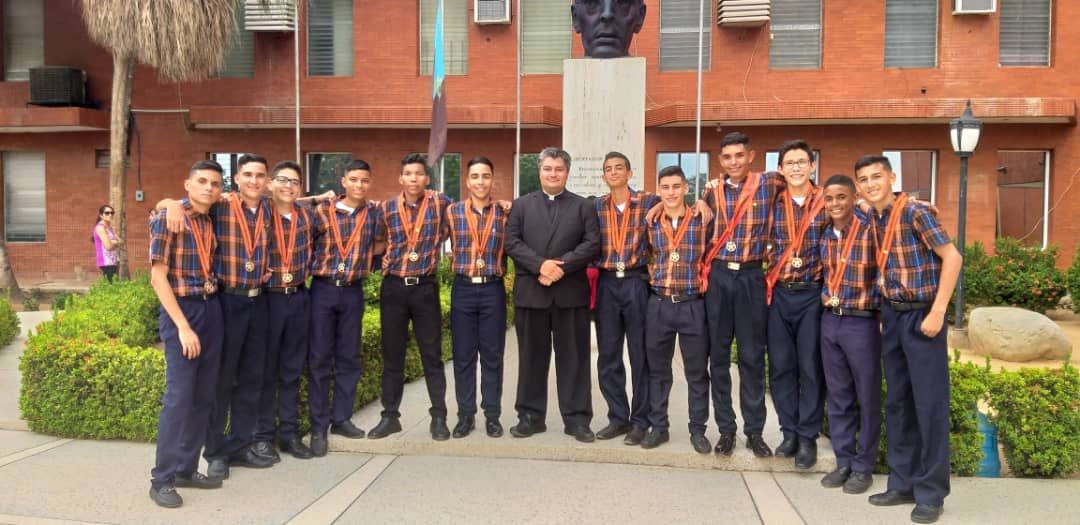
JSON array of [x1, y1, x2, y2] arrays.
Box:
[[49, 290, 78, 313], [21, 295, 39, 311], [0, 294, 20, 346], [963, 239, 1066, 314], [1066, 245, 1080, 313], [986, 362, 1080, 478]]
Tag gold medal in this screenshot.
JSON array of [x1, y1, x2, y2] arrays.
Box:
[[337, 262, 346, 273], [244, 260, 255, 272], [669, 252, 680, 263], [204, 281, 215, 294], [616, 262, 625, 272], [726, 241, 737, 252], [408, 251, 420, 262], [828, 296, 841, 307], [475, 258, 485, 269], [282, 272, 294, 284], [791, 257, 803, 269]]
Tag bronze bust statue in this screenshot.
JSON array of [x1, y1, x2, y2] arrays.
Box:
[[571, 0, 647, 59]]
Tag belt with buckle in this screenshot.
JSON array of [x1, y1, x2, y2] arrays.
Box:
[[655, 292, 701, 304], [221, 286, 261, 298], [456, 275, 502, 285], [777, 281, 822, 291], [716, 260, 764, 272], [179, 291, 217, 301], [600, 267, 648, 279], [888, 300, 930, 312], [265, 286, 301, 295], [388, 274, 435, 287], [314, 276, 364, 288], [829, 306, 876, 318]]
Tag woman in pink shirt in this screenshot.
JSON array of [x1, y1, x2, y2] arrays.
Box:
[[93, 204, 122, 282]]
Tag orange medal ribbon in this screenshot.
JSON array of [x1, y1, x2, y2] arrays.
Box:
[[228, 195, 264, 272], [873, 193, 908, 271], [397, 192, 432, 265], [765, 188, 825, 304], [660, 209, 694, 290], [825, 219, 862, 307], [329, 198, 369, 274], [271, 206, 299, 282], [185, 212, 215, 292], [462, 201, 498, 276], [712, 173, 762, 255], [606, 193, 634, 270]]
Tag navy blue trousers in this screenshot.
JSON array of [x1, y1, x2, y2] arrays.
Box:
[[705, 263, 768, 434], [594, 274, 650, 428], [152, 296, 223, 487], [255, 289, 310, 442], [645, 296, 710, 433], [204, 293, 267, 460], [307, 279, 366, 433], [882, 303, 951, 506], [767, 287, 825, 440], [821, 311, 882, 474], [380, 276, 447, 418], [450, 277, 506, 418]]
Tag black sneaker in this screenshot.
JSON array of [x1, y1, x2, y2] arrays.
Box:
[[174, 472, 222, 489], [149, 485, 182, 508]]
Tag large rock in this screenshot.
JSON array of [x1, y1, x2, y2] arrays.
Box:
[[969, 307, 1072, 362]]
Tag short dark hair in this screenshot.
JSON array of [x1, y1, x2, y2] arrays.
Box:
[[400, 153, 428, 171], [189, 159, 224, 176], [657, 165, 687, 182], [854, 155, 892, 174], [823, 174, 856, 194], [467, 156, 494, 171], [237, 154, 268, 170], [603, 151, 631, 171], [345, 159, 371, 173], [271, 160, 302, 179], [720, 131, 751, 150], [538, 147, 572, 170], [777, 140, 815, 164]]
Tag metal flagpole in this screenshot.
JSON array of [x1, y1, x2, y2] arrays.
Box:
[[693, 0, 706, 191], [294, 0, 301, 166], [514, 0, 522, 197]]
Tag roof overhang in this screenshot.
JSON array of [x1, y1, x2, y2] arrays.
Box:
[[0, 106, 109, 132]]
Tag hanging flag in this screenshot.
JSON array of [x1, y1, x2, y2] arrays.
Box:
[[426, 0, 447, 165]]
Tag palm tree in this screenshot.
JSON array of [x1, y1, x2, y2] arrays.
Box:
[[79, 0, 246, 278]]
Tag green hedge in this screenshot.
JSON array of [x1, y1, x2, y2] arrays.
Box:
[[1067, 245, 1080, 313], [963, 239, 1067, 314], [0, 294, 20, 347]]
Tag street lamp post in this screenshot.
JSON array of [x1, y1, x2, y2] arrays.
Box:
[[949, 100, 983, 329]]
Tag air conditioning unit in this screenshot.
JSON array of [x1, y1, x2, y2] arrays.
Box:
[[718, 0, 770, 28], [953, 0, 995, 15], [474, 0, 510, 25], [29, 67, 86, 107], [244, 0, 296, 31]]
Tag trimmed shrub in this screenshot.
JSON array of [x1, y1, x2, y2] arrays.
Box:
[[49, 290, 78, 313], [963, 238, 1066, 314], [21, 295, 39, 312], [1066, 245, 1080, 313], [0, 294, 20, 346], [986, 362, 1080, 478], [49, 276, 160, 347]]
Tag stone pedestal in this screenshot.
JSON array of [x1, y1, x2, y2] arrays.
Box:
[[562, 57, 646, 197]]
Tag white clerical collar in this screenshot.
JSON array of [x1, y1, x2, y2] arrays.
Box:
[[542, 190, 564, 201]]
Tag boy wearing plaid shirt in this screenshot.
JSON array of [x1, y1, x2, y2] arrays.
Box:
[[148, 160, 226, 508], [855, 155, 962, 525], [640, 166, 712, 452], [817, 174, 882, 496]]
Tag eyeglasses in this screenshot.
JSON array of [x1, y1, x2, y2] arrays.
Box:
[[782, 159, 811, 169], [102, 211, 115, 215], [273, 176, 302, 187]]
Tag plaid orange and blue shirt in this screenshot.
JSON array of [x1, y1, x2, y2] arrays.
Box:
[[703, 171, 786, 263], [871, 194, 952, 303], [208, 195, 272, 289], [770, 187, 828, 283], [446, 200, 508, 277], [310, 199, 384, 282], [266, 205, 313, 288], [149, 200, 218, 298], [381, 191, 453, 277], [647, 212, 710, 296], [820, 210, 881, 311], [595, 189, 660, 271]]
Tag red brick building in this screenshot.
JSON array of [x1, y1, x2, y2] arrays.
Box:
[[0, 0, 1075, 278]]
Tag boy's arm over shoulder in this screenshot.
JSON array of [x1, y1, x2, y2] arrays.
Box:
[[910, 201, 951, 250]]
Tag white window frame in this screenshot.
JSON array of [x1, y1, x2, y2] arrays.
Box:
[[884, 0, 938, 68], [419, 0, 468, 75], [883, 150, 937, 204], [658, 0, 712, 72], [997, 150, 1050, 247], [218, 3, 256, 79], [999, 0, 1052, 67], [521, 0, 572, 74], [307, 0, 354, 77], [769, 0, 822, 70], [3, 0, 44, 81], [3, 151, 46, 243]]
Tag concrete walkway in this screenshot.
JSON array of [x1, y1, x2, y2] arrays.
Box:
[[1, 313, 1078, 524]]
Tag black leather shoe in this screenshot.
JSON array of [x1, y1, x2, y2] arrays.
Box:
[[868, 490, 915, 507], [453, 415, 475, 438], [820, 466, 852, 488], [280, 437, 314, 459], [431, 416, 451, 441], [206, 459, 229, 481], [690, 433, 712, 454], [486, 417, 503, 437], [774, 436, 798, 457], [746, 434, 773, 458], [911, 504, 944, 524], [310, 432, 328, 457], [331, 420, 366, 439], [251, 441, 281, 463], [640, 429, 669, 449], [368, 416, 403, 439], [714, 432, 735, 456], [230, 448, 274, 469], [174, 472, 222, 489], [509, 417, 547, 438], [564, 425, 595, 443], [149, 485, 182, 508], [596, 422, 631, 440], [843, 472, 873, 494], [623, 426, 646, 446], [794, 438, 817, 469]]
